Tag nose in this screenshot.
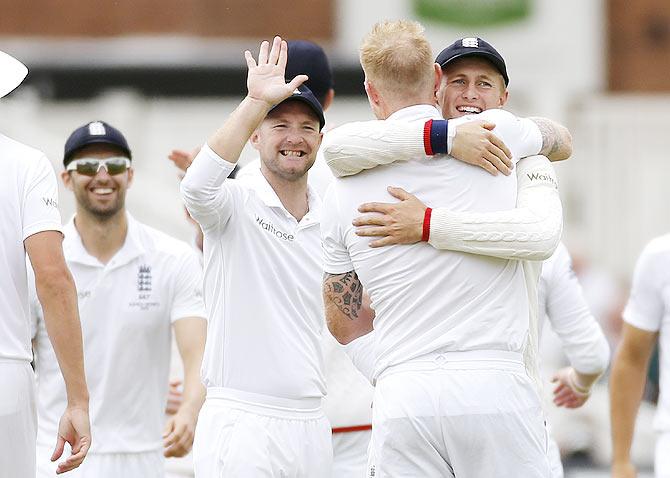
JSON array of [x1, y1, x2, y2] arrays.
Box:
[[92, 164, 113, 181], [285, 128, 305, 144], [462, 82, 478, 100]]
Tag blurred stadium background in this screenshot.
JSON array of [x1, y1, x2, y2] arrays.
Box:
[[2, 0, 667, 475]]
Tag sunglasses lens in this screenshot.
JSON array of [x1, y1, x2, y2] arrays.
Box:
[[105, 158, 128, 175], [75, 160, 101, 176]]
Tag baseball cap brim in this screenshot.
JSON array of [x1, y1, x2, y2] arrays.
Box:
[[0, 50, 28, 99], [269, 87, 326, 130], [437, 50, 509, 86]]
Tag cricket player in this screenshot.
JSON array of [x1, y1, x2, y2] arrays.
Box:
[[181, 37, 332, 477], [0, 49, 91, 477], [610, 235, 670, 478], [323, 35, 610, 477], [31, 120, 207, 478], [321, 21, 559, 476]]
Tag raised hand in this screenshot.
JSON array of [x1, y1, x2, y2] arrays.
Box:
[[245, 36, 308, 107]]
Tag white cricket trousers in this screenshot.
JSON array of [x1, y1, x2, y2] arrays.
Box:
[[0, 360, 36, 478], [656, 432, 670, 477], [331, 427, 371, 478], [367, 350, 552, 478], [193, 387, 332, 477], [36, 447, 165, 478]]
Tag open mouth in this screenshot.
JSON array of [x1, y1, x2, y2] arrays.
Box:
[[457, 106, 482, 114], [280, 150, 306, 157], [90, 187, 115, 196]]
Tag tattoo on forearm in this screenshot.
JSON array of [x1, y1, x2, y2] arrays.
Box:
[[323, 271, 363, 320], [530, 117, 565, 158]]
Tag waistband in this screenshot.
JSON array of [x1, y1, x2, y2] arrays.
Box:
[[0, 357, 32, 365], [378, 349, 525, 381], [206, 387, 323, 419]]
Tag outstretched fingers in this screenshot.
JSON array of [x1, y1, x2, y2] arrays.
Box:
[[257, 40, 270, 65]]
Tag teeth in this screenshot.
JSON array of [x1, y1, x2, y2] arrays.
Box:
[[281, 150, 304, 157], [458, 106, 482, 113], [92, 188, 113, 194]]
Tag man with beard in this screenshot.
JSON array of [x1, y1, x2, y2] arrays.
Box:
[[181, 37, 333, 477], [31, 120, 207, 478]]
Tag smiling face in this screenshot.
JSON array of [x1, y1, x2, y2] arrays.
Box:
[[437, 56, 508, 119], [251, 100, 323, 182], [61, 144, 133, 220]]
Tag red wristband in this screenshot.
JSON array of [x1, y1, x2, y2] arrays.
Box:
[[421, 207, 432, 242], [423, 119, 434, 155]]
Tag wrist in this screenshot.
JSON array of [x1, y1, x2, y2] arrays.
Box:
[[423, 120, 449, 155], [244, 95, 274, 112], [421, 207, 432, 242], [568, 368, 591, 395]]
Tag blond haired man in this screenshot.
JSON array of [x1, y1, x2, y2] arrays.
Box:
[[321, 21, 552, 477]]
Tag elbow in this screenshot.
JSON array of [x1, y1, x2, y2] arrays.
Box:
[[34, 262, 75, 297], [326, 316, 354, 345], [549, 128, 573, 162]]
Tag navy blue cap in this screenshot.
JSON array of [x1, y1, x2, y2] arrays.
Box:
[[63, 121, 132, 166], [269, 85, 326, 131], [285, 40, 333, 106], [435, 37, 509, 86]]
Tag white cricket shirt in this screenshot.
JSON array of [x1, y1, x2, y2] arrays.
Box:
[[623, 234, 670, 431], [0, 133, 62, 362], [240, 156, 374, 426], [181, 145, 327, 400], [31, 213, 206, 453], [322, 105, 542, 380], [538, 242, 610, 374]]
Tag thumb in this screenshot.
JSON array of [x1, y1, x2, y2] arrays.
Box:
[[480, 121, 496, 131], [387, 186, 412, 201], [286, 74, 309, 91], [51, 436, 65, 462]]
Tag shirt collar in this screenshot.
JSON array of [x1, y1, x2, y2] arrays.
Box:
[[63, 212, 145, 268], [387, 104, 442, 122], [242, 165, 322, 225]]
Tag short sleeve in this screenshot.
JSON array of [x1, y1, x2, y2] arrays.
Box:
[[477, 109, 542, 162], [23, 155, 63, 240], [170, 248, 207, 323], [320, 182, 354, 274], [623, 242, 666, 332]]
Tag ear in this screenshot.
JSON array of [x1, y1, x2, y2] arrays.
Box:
[[321, 89, 335, 111], [60, 170, 74, 191], [364, 79, 380, 106], [499, 88, 509, 108], [250, 129, 262, 151], [433, 64, 442, 96], [433, 64, 442, 104], [126, 166, 134, 187]]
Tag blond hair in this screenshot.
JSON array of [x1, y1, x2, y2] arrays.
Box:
[[359, 20, 435, 97]]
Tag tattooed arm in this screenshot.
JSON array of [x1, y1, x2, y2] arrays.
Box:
[[323, 271, 374, 345], [529, 117, 573, 162]]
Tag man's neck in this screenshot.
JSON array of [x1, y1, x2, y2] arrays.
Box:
[[379, 93, 436, 119], [260, 166, 310, 222], [74, 208, 128, 264]]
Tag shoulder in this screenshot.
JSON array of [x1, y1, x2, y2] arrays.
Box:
[[0, 133, 44, 158], [639, 234, 670, 270], [135, 221, 197, 260]]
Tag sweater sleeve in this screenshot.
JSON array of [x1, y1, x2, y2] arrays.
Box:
[[428, 155, 562, 260]]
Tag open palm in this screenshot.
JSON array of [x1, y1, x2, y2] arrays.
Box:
[[245, 36, 308, 106]]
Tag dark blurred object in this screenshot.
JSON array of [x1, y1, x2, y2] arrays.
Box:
[[608, 0, 670, 91]]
